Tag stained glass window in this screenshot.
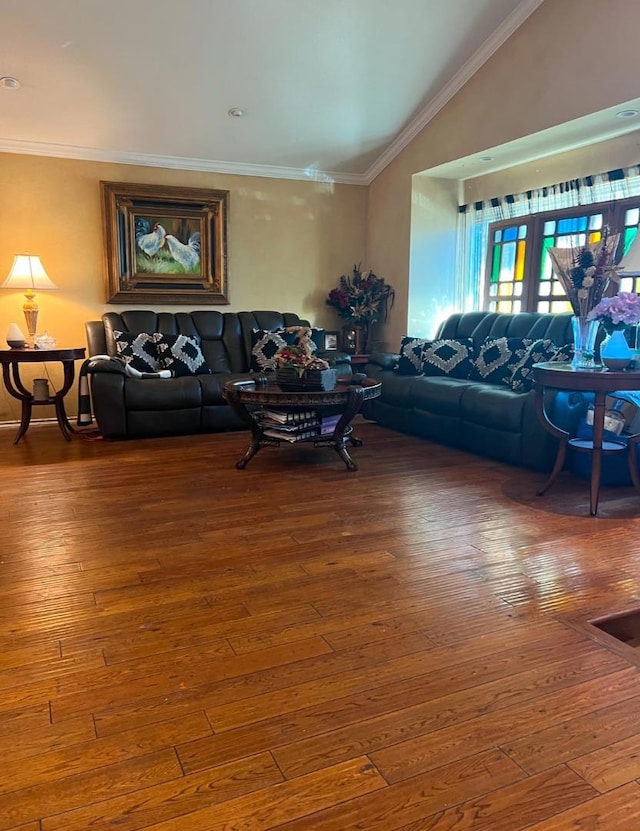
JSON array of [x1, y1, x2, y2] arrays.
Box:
[[486, 223, 526, 313], [484, 198, 640, 313]]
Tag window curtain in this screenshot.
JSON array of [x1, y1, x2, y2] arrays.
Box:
[[456, 165, 640, 311]]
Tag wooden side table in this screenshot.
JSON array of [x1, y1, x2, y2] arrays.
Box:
[[0, 347, 86, 444], [533, 361, 640, 515]]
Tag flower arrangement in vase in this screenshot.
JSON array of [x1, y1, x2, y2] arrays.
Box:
[[274, 326, 336, 390], [547, 229, 620, 368], [326, 264, 394, 353], [587, 292, 640, 370]]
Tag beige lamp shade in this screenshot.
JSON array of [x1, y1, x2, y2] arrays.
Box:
[[2, 255, 58, 291], [2, 255, 57, 346]]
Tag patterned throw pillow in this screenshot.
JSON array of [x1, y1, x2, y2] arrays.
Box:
[[250, 328, 324, 373], [112, 331, 159, 372], [550, 343, 574, 363], [509, 339, 559, 392], [250, 330, 288, 372], [470, 337, 532, 385], [153, 333, 210, 377], [397, 337, 431, 375], [421, 338, 474, 379]]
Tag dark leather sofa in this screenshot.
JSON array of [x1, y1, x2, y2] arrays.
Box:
[[85, 309, 350, 439], [361, 310, 586, 472]]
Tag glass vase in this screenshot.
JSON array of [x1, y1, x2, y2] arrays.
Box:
[[601, 328, 633, 371], [571, 315, 599, 370]]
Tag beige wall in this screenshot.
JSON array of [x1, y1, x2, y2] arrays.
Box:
[[0, 154, 366, 423], [463, 131, 640, 206], [368, 0, 640, 352]]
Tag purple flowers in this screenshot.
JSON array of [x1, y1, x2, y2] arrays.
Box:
[[587, 292, 640, 332]]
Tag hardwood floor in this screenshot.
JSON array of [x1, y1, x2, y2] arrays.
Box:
[[2, 417, 640, 829]]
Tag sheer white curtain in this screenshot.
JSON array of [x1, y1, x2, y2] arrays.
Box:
[[456, 166, 640, 311]]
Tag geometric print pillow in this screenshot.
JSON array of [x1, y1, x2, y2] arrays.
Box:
[[421, 337, 475, 379], [397, 337, 431, 376], [508, 339, 559, 392], [250, 329, 289, 372], [112, 330, 159, 372], [153, 333, 210, 377], [470, 337, 533, 385]]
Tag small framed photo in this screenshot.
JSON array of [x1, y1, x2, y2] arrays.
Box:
[[324, 331, 339, 351]]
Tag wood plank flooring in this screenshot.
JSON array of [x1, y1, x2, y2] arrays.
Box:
[[1, 417, 640, 829]]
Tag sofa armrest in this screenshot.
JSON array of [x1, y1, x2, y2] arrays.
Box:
[[318, 350, 352, 373], [88, 371, 128, 438], [367, 351, 399, 370], [86, 356, 128, 375]]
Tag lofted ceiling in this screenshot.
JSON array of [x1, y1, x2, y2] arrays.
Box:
[[0, 0, 549, 184]]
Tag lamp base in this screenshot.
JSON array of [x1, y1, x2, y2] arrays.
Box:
[[23, 307, 38, 349]]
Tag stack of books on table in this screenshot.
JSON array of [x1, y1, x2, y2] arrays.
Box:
[[255, 409, 342, 442]]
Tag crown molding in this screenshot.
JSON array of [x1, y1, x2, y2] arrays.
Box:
[[0, 0, 542, 189], [0, 138, 368, 186], [363, 0, 545, 184]]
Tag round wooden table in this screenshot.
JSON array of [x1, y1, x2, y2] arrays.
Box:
[[533, 361, 640, 515], [223, 377, 381, 470], [0, 347, 86, 444]]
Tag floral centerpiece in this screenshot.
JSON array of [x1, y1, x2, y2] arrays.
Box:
[[327, 264, 394, 322], [274, 326, 335, 390], [547, 228, 620, 367]]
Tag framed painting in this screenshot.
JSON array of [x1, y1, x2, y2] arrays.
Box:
[[101, 181, 229, 305]]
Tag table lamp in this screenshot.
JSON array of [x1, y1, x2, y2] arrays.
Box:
[[1, 255, 58, 347]]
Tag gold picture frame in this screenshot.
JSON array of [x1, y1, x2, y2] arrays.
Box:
[[101, 181, 229, 305]]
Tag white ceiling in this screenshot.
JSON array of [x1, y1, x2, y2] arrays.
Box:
[[0, 0, 547, 184]]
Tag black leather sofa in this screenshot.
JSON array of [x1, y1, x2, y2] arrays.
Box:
[[361, 310, 587, 472], [85, 309, 351, 439]]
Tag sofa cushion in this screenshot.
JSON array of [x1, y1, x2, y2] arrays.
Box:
[[397, 337, 430, 375], [470, 337, 532, 385], [154, 333, 211, 377], [124, 376, 202, 410], [509, 338, 558, 392], [113, 331, 159, 372], [461, 383, 529, 432], [421, 338, 474, 379], [410, 375, 477, 415]]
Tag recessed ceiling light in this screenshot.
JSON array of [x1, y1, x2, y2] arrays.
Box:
[[228, 107, 245, 118], [617, 109, 639, 118], [0, 76, 20, 90], [479, 156, 494, 162]]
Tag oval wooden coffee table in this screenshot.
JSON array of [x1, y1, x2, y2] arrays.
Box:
[[223, 377, 381, 471]]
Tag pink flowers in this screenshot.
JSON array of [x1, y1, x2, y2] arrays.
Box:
[[587, 292, 640, 332]]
